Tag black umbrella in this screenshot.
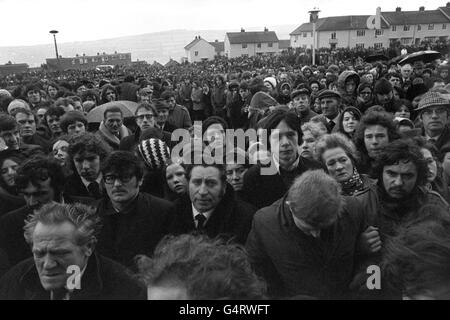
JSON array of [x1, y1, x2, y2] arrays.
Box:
[[398, 51, 442, 66], [388, 54, 407, 65], [365, 54, 389, 63]]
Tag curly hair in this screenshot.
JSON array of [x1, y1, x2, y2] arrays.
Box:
[[136, 234, 267, 299], [372, 138, 429, 188], [68, 132, 111, 160], [24, 202, 102, 247], [315, 133, 359, 167], [101, 151, 143, 182], [15, 156, 65, 199], [59, 111, 88, 133]]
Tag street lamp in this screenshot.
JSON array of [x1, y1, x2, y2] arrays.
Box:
[[309, 8, 320, 65], [49, 30, 59, 59]]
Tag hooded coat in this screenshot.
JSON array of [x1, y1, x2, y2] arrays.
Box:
[[337, 71, 360, 107]]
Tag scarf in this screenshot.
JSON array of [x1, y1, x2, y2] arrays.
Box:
[[340, 168, 365, 196], [98, 121, 130, 147]]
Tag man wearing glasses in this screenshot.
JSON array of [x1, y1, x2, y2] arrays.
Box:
[[245, 170, 365, 299], [418, 92, 450, 150], [95, 151, 175, 269]]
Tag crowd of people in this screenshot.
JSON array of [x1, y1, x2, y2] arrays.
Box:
[[0, 42, 449, 300]]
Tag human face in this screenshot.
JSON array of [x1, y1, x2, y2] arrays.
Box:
[[27, 90, 41, 104], [292, 95, 310, 113], [359, 88, 372, 103], [73, 152, 101, 182], [345, 80, 356, 94], [342, 111, 359, 134], [166, 97, 176, 109], [421, 106, 448, 136], [421, 148, 437, 182], [239, 89, 250, 100], [189, 166, 225, 213], [442, 152, 450, 180], [205, 124, 225, 150], [76, 85, 87, 96], [0, 127, 20, 150], [300, 130, 315, 159], [310, 83, 319, 93], [20, 178, 56, 212], [67, 121, 86, 136], [137, 88, 153, 103], [165, 164, 187, 195], [52, 140, 69, 166], [394, 105, 411, 119], [47, 86, 58, 98], [320, 78, 327, 87], [104, 171, 142, 205], [73, 101, 83, 113], [264, 82, 274, 94], [105, 89, 116, 102], [382, 160, 418, 199], [401, 65, 412, 79], [104, 112, 123, 135], [389, 77, 401, 88], [364, 125, 389, 159], [37, 108, 47, 122], [157, 109, 169, 124], [225, 164, 248, 191], [135, 109, 155, 131], [270, 120, 299, 169], [320, 98, 339, 120], [439, 69, 448, 79], [46, 115, 62, 136], [376, 91, 393, 105], [32, 222, 93, 291], [364, 74, 373, 84], [412, 95, 423, 109], [16, 113, 36, 137], [322, 147, 354, 183], [1, 159, 19, 187]]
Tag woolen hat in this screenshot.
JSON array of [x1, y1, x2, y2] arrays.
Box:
[[137, 138, 170, 171], [416, 92, 450, 113], [263, 77, 277, 89]]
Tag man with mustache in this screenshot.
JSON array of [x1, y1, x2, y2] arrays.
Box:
[[418, 91, 450, 150], [64, 133, 111, 200], [95, 106, 130, 151], [0, 157, 87, 269], [94, 151, 175, 269], [356, 139, 450, 270]]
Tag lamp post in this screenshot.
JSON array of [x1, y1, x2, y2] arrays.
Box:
[[49, 30, 60, 70], [309, 8, 320, 65]]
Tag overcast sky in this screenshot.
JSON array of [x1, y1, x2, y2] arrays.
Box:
[[0, 0, 447, 47]]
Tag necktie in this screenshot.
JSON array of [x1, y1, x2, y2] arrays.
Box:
[[87, 182, 101, 199], [429, 138, 437, 145], [328, 120, 335, 132], [195, 214, 206, 230]]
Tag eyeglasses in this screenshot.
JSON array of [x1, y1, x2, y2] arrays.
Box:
[[104, 174, 134, 185], [422, 107, 447, 116], [136, 114, 155, 120]]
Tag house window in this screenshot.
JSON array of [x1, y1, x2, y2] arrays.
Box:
[[425, 36, 437, 42], [417, 25, 421, 31], [392, 25, 397, 31], [242, 54, 249, 57], [92, 58, 96, 62], [443, 24, 447, 30], [257, 43, 261, 48], [268, 42, 273, 47], [357, 30, 365, 37], [79, 59, 84, 64], [303, 32, 307, 37], [302, 45, 307, 49], [428, 24, 434, 30], [84, 59, 88, 64], [401, 37, 412, 45], [374, 43, 383, 49], [356, 43, 364, 48], [404, 25, 410, 31], [311, 32, 313, 37], [242, 43, 247, 49], [375, 29, 383, 36], [195, 51, 198, 56], [331, 32, 336, 39], [71, 60, 75, 65], [295, 35, 298, 41]]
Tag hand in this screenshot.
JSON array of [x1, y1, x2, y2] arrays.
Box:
[[359, 226, 382, 254]]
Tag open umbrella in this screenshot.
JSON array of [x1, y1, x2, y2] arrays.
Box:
[[86, 100, 138, 123], [398, 51, 442, 66], [365, 54, 389, 63]]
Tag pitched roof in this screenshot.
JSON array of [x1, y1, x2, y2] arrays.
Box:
[[317, 15, 389, 31], [290, 19, 326, 34], [438, 6, 450, 19], [226, 31, 278, 44], [381, 10, 450, 25], [279, 40, 291, 49], [184, 37, 203, 50], [209, 41, 225, 53]]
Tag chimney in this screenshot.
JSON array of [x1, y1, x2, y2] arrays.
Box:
[[264, 27, 268, 32], [395, 7, 401, 12], [241, 28, 245, 32], [83, 53, 85, 56], [447, 2, 450, 8], [97, 52, 100, 55], [419, 6, 425, 11], [76, 54, 79, 57], [215, 39, 218, 42]]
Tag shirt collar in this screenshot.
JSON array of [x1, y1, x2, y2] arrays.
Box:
[[80, 173, 102, 189], [272, 152, 300, 174], [326, 113, 340, 123], [192, 204, 213, 226]]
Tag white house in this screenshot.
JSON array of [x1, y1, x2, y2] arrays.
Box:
[[184, 36, 216, 63], [224, 28, 280, 58]]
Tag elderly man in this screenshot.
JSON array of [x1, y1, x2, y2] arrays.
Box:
[[242, 109, 323, 209], [0, 203, 146, 299], [170, 160, 256, 245], [95, 151, 175, 269], [246, 170, 365, 299], [95, 106, 130, 150], [317, 90, 342, 133], [64, 133, 111, 200], [418, 91, 450, 150]]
